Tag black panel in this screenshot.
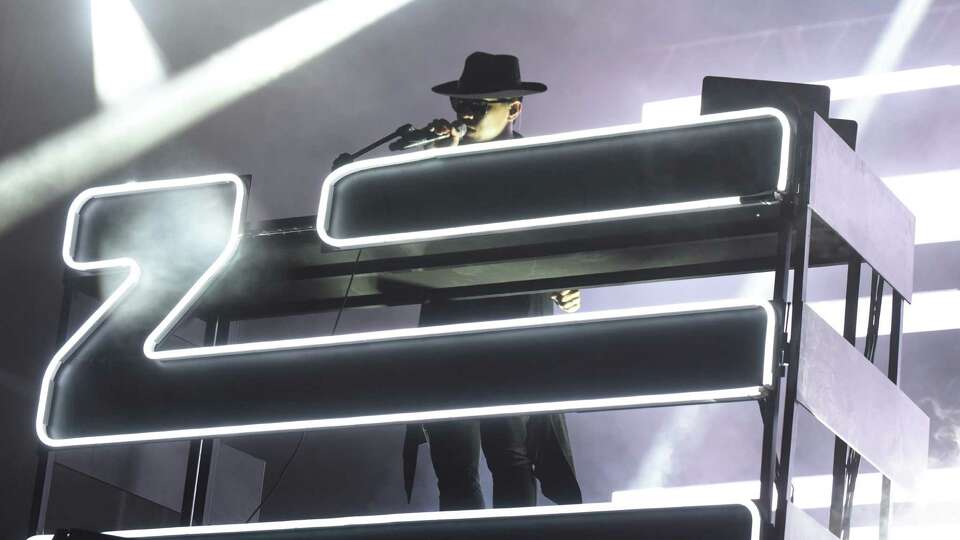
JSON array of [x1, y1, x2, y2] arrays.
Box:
[[827, 118, 858, 150], [326, 116, 784, 239], [700, 75, 830, 125], [75, 504, 757, 540], [45, 182, 772, 442]]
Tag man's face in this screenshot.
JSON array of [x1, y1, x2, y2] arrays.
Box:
[[451, 98, 522, 142]]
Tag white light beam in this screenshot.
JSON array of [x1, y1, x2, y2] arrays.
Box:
[[90, 0, 167, 105], [0, 0, 414, 236], [808, 289, 960, 338], [641, 64, 960, 123], [884, 169, 960, 245]]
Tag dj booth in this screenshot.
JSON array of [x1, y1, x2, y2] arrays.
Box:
[[31, 77, 927, 540]]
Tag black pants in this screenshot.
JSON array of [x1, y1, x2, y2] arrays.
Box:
[[425, 416, 537, 510]]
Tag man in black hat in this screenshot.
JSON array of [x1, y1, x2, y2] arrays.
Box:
[[402, 52, 582, 511]]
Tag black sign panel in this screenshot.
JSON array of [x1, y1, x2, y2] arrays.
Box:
[[39, 119, 779, 447], [321, 110, 788, 248], [41, 502, 760, 540]]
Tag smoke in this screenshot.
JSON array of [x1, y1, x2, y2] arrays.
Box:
[[919, 394, 960, 469], [864, 393, 960, 539], [0, 0, 414, 237], [632, 406, 706, 489]]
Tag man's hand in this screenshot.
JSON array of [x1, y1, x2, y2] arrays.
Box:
[[551, 289, 581, 313], [425, 118, 463, 148]]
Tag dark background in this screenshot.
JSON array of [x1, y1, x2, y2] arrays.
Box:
[[1, 0, 958, 538]]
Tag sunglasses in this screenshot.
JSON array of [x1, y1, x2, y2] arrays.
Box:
[[449, 97, 514, 117]]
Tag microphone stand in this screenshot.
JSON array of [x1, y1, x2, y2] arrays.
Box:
[[331, 124, 414, 171]]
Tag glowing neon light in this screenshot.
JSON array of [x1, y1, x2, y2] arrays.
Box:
[[39, 157, 778, 447], [36, 174, 245, 448], [25, 499, 761, 539], [317, 107, 791, 249]]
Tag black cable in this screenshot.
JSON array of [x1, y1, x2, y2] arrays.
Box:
[[840, 271, 884, 539], [330, 249, 364, 335], [244, 431, 304, 523], [241, 248, 363, 523], [166, 334, 199, 347]]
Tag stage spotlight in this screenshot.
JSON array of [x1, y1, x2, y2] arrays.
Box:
[[90, 0, 166, 105]]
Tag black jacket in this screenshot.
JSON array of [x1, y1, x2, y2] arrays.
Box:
[[401, 131, 581, 505], [402, 217, 581, 504]]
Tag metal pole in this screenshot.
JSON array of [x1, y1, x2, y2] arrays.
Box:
[[30, 270, 76, 535], [773, 112, 815, 540], [180, 439, 214, 526], [759, 196, 795, 533], [773, 206, 812, 539], [179, 316, 230, 526], [829, 259, 861, 534], [879, 292, 904, 540]]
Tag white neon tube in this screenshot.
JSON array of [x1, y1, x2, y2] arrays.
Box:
[[39, 173, 776, 448], [317, 107, 791, 249], [36, 174, 245, 449], [25, 499, 760, 540]]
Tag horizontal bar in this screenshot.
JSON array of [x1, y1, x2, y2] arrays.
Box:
[[43, 301, 776, 447], [319, 108, 790, 248], [28, 500, 761, 540], [797, 305, 928, 490]]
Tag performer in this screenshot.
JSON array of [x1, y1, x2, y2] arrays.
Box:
[[402, 52, 583, 510]]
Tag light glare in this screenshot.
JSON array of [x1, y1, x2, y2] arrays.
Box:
[[0, 0, 414, 237], [640, 65, 960, 123], [883, 170, 960, 245], [807, 289, 960, 338], [613, 467, 960, 509]]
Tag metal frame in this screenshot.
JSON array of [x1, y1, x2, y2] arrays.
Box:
[[179, 316, 230, 527], [32, 111, 922, 540], [765, 112, 921, 540], [29, 267, 77, 535]]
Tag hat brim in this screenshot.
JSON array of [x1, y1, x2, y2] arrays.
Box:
[[431, 80, 547, 99]]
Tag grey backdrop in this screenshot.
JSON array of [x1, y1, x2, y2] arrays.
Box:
[[1, 0, 959, 537]]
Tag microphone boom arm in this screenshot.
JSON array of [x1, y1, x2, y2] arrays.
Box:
[[331, 123, 414, 171]]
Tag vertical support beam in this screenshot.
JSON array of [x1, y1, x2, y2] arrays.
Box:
[[759, 194, 795, 533], [180, 316, 231, 526], [28, 448, 54, 535], [879, 292, 904, 540], [30, 270, 75, 534], [774, 206, 812, 539], [180, 439, 214, 526], [829, 259, 861, 534], [774, 112, 815, 540]]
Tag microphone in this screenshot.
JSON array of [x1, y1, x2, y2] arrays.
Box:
[[389, 121, 467, 151]]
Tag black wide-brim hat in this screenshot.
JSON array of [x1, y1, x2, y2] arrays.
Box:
[[432, 51, 547, 99]]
